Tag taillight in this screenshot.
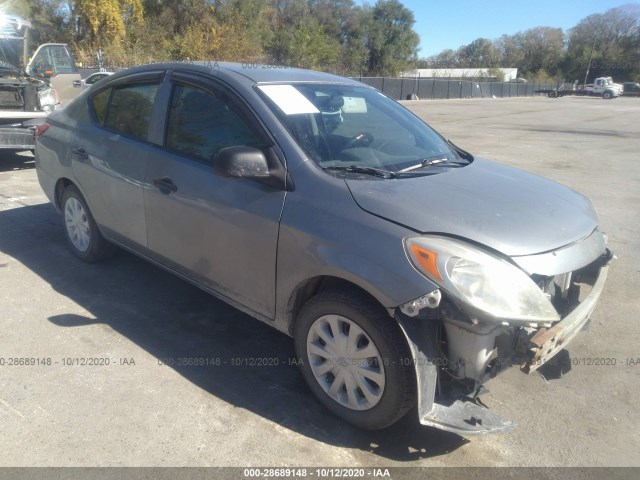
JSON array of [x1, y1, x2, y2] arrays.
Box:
[[34, 123, 51, 138]]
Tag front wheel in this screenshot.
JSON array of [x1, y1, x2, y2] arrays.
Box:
[[61, 185, 115, 262], [294, 290, 416, 430], [603, 91, 613, 99]]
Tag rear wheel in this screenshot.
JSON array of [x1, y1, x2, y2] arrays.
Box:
[[548, 90, 558, 98], [294, 290, 416, 429], [61, 185, 115, 262]]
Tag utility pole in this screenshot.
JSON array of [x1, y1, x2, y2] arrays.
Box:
[[583, 37, 597, 86]]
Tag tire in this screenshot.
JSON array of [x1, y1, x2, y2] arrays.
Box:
[[603, 91, 612, 99], [60, 185, 115, 262], [548, 90, 558, 98], [294, 289, 416, 430]]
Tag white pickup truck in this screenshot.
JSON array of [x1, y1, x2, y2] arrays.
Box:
[[0, 15, 81, 150]]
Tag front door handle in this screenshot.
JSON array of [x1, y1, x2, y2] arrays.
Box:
[[153, 177, 178, 194]]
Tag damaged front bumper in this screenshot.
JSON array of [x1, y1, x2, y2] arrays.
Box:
[[396, 249, 613, 436], [523, 262, 610, 374]]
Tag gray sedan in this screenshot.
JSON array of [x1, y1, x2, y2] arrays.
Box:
[[34, 62, 612, 435]]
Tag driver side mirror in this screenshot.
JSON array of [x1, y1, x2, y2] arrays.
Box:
[[214, 146, 270, 178]]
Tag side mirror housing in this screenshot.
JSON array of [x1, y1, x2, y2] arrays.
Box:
[[215, 146, 270, 178]]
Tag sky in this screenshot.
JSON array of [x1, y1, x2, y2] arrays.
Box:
[[391, 0, 634, 57]]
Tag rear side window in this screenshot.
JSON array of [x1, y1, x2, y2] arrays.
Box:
[[104, 83, 159, 141], [91, 88, 111, 125], [165, 83, 263, 161]]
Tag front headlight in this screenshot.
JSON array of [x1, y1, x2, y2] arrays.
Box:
[[405, 236, 560, 323], [37, 87, 58, 112]]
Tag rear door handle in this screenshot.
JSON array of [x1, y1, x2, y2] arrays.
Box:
[[72, 147, 88, 160], [153, 177, 178, 194]]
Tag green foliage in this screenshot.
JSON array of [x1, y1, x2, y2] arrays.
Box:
[[12, 1, 639, 81], [365, 0, 420, 76], [285, 17, 340, 69]]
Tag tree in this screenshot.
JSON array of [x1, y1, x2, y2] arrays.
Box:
[[516, 27, 564, 77], [285, 16, 340, 69], [74, 0, 143, 47], [422, 49, 458, 69], [364, 0, 419, 76], [6, 0, 72, 49], [565, 4, 640, 81], [456, 38, 497, 68]]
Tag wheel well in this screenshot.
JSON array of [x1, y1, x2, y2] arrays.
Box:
[[286, 276, 388, 335], [54, 178, 74, 209]]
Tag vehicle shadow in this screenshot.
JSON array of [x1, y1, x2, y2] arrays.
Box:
[[0, 150, 35, 172], [0, 202, 468, 461]]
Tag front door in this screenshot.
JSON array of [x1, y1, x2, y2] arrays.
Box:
[[144, 76, 286, 319]]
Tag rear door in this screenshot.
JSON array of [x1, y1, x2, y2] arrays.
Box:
[[144, 73, 286, 319], [71, 72, 164, 249]]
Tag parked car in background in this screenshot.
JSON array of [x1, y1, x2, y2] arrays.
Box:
[[82, 71, 113, 90], [622, 82, 640, 97], [34, 62, 612, 435]]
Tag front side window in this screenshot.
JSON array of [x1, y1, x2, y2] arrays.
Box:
[[258, 83, 468, 176], [104, 83, 159, 140], [165, 84, 263, 162]]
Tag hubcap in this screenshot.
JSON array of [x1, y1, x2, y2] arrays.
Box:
[[64, 197, 90, 252], [306, 315, 385, 411]]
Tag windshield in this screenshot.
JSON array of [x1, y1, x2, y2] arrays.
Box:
[[257, 83, 468, 174]]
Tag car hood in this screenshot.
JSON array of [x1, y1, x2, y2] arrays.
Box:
[[345, 157, 599, 257]]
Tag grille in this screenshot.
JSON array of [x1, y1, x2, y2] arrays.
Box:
[[0, 88, 25, 110]]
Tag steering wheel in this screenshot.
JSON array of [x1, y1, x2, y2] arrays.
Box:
[[343, 132, 374, 150]]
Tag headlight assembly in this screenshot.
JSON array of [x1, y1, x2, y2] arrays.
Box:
[[405, 236, 560, 323], [37, 87, 58, 112]]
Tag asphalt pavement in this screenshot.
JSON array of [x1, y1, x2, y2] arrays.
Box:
[[0, 95, 638, 467]]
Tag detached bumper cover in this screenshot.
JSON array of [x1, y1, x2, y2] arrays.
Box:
[[396, 313, 514, 436], [523, 262, 610, 373]]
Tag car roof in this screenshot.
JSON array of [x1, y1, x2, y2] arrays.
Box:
[[105, 62, 361, 87]]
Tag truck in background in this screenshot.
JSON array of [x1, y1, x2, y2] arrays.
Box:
[[0, 13, 81, 150], [25, 43, 82, 105], [535, 76, 623, 99]]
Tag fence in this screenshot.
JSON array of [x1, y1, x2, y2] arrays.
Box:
[[351, 77, 556, 100]]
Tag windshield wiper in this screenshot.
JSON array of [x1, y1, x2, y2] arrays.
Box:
[[322, 165, 397, 179], [397, 157, 448, 173]]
